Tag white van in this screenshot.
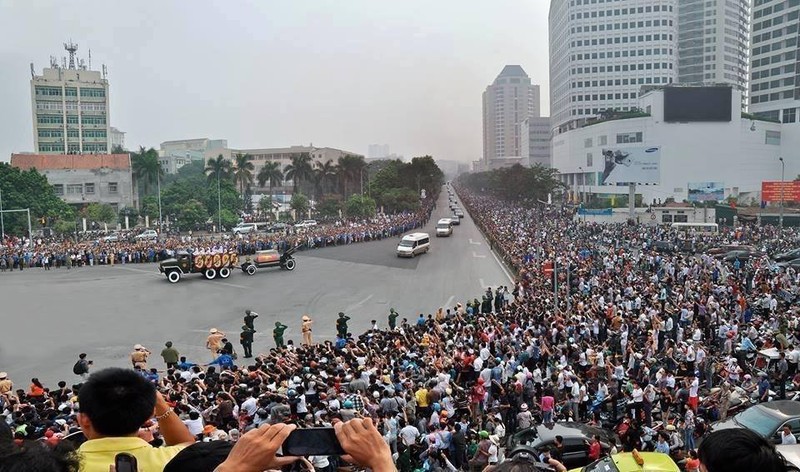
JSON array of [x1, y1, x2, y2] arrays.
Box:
[[232, 223, 258, 235], [397, 232, 431, 257], [436, 218, 453, 237]]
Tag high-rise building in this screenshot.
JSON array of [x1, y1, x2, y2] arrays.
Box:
[[749, 0, 800, 123], [482, 65, 540, 165], [520, 117, 553, 168], [368, 144, 390, 159], [676, 0, 750, 101], [549, 0, 679, 130], [30, 42, 111, 154]]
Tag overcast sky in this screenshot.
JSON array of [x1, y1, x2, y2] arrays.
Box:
[[0, 1, 550, 163]]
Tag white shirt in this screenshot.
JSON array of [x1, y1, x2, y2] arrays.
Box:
[[689, 378, 699, 397], [783, 432, 798, 445]]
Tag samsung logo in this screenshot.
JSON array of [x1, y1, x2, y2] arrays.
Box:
[[645, 147, 659, 153]]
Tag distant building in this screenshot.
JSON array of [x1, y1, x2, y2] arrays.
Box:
[[520, 117, 553, 168], [368, 144, 390, 159], [31, 42, 111, 154], [482, 65, 541, 167], [109, 127, 125, 150], [10, 153, 136, 211], [158, 138, 228, 174]]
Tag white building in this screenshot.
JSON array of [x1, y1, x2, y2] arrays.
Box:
[[521, 117, 553, 168], [549, 0, 679, 131], [482, 65, 540, 166], [676, 0, 750, 101], [109, 127, 125, 150], [749, 0, 800, 123], [31, 42, 111, 154], [158, 138, 228, 174], [368, 144, 390, 159], [552, 86, 799, 205]]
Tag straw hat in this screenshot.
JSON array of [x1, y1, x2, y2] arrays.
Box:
[[302, 315, 311, 321], [210, 328, 218, 334]]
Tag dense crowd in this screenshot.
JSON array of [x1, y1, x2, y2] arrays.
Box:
[[1, 186, 798, 472], [0, 209, 433, 272]]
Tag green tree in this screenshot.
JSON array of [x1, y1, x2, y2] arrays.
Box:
[[233, 153, 255, 196], [256, 161, 284, 205], [0, 163, 74, 235], [315, 159, 338, 195], [118, 206, 139, 226], [131, 147, 163, 198], [213, 209, 238, 230], [335, 154, 367, 198], [290, 193, 309, 217], [83, 203, 117, 224], [459, 164, 564, 202], [177, 199, 208, 231], [205, 154, 233, 184], [346, 195, 376, 218], [258, 197, 276, 218], [140, 196, 160, 219], [111, 144, 127, 154], [284, 152, 313, 194], [163, 159, 204, 185], [317, 196, 343, 218]]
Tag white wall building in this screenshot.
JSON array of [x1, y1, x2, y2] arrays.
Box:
[[749, 0, 800, 123], [482, 65, 540, 166], [676, 0, 750, 101], [109, 127, 125, 150], [549, 0, 679, 131], [368, 144, 390, 159], [158, 138, 228, 174], [552, 87, 798, 205], [520, 117, 553, 168]]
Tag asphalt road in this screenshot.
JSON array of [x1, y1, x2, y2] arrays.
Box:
[[0, 190, 512, 385]]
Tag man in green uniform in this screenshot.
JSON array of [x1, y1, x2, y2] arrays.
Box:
[[336, 312, 350, 339], [240, 325, 255, 358], [273, 321, 288, 348], [388, 308, 399, 330]]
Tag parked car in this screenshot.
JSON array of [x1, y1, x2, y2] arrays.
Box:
[[569, 451, 680, 472], [775, 248, 800, 263], [455, 209, 464, 218], [267, 222, 289, 233], [723, 249, 752, 263], [778, 258, 800, 270], [134, 229, 158, 241], [232, 223, 258, 235], [507, 422, 616, 470], [294, 220, 318, 229], [709, 400, 800, 444], [651, 240, 675, 254], [449, 215, 460, 226]]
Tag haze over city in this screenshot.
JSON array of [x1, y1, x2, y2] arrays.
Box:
[[0, 0, 550, 162]]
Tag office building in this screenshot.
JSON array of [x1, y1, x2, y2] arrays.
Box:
[[10, 153, 137, 211], [549, 0, 679, 131], [520, 117, 553, 168], [749, 0, 800, 123], [30, 42, 111, 154], [109, 127, 125, 150], [482, 65, 540, 166], [368, 144, 390, 159], [676, 0, 750, 99], [158, 138, 228, 174]]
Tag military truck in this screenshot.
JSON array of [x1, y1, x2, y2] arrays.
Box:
[[159, 251, 240, 283]]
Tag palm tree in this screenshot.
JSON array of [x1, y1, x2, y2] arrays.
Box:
[[336, 154, 367, 198], [204, 154, 233, 183], [233, 153, 255, 196], [283, 152, 313, 194], [315, 159, 337, 195], [131, 146, 163, 197], [256, 161, 284, 207]]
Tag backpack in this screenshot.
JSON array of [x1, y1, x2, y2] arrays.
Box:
[[73, 360, 86, 375]]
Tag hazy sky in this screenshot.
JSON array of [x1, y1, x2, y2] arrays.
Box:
[[0, 1, 550, 163]]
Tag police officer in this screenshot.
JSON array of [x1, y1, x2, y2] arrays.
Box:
[[240, 324, 255, 358], [388, 308, 399, 330], [336, 312, 351, 339], [244, 309, 259, 332], [273, 322, 288, 348]]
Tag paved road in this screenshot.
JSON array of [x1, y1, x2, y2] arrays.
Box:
[[0, 190, 512, 385]]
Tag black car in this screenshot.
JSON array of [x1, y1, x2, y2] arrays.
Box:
[[723, 249, 752, 263], [268, 222, 289, 233], [651, 241, 675, 254], [507, 422, 616, 470], [709, 400, 800, 444], [775, 249, 800, 263]]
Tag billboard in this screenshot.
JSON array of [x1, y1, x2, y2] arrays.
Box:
[[762, 181, 800, 203], [664, 87, 732, 122], [688, 182, 725, 202], [600, 146, 661, 185]]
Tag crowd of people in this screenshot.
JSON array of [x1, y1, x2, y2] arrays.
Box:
[[1, 185, 798, 472], [0, 209, 433, 272]]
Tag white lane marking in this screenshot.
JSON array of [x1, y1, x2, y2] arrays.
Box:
[[469, 238, 482, 245], [473, 251, 487, 259], [443, 295, 455, 309], [344, 294, 374, 312]]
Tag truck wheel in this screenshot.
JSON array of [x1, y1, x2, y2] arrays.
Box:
[[284, 259, 296, 271], [245, 264, 256, 276], [167, 270, 181, 283], [219, 267, 231, 278], [204, 268, 217, 280]]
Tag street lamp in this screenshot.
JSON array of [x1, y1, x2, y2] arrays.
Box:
[[780, 157, 785, 229], [578, 166, 583, 204], [156, 172, 163, 234], [217, 168, 222, 233]]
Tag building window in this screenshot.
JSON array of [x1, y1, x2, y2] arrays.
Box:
[[53, 184, 64, 196], [616, 132, 643, 143], [783, 108, 797, 123], [584, 138, 593, 148], [598, 135, 608, 145], [108, 182, 118, 194], [673, 214, 689, 223], [587, 153, 593, 167], [84, 183, 95, 195], [66, 184, 83, 195], [766, 130, 781, 145], [661, 214, 673, 223]]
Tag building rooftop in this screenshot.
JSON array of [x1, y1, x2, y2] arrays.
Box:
[[10, 154, 131, 170], [497, 65, 529, 78]]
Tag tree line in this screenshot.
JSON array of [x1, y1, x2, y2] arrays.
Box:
[[457, 164, 565, 202]]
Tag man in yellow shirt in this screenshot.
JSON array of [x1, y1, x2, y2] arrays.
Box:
[[77, 368, 195, 472]]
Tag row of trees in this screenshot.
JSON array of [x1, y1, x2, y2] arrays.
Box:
[[458, 164, 564, 202]]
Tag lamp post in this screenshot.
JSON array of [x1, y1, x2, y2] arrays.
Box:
[[780, 157, 785, 229], [0, 186, 4, 241], [156, 172, 163, 234], [217, 168, 222, 233]]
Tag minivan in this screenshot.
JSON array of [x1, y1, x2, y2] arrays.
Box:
[[397, 232, 430, 257], [232, 223, 258, 235], [436, 218, 453, 237]]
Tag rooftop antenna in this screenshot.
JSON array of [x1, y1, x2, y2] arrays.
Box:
[[79, 58, 86, 70], [64, 40, 78, 69], [102, 64, 107, 79], [88, 48, 92, 70], [30, 63, 35, 78], [49, 55, 58, 68], [62, 57, 67, 69]]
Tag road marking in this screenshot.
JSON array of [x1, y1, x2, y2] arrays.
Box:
[[443, 295, 455, 309], [473, 251, 487, 259], [113, 266, 160, 276], [469, 238, 482, 246], [344, 294, 373, 312]]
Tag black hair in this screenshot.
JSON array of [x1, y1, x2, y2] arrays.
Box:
[[78, 368, 157, 436], [698, 429, 787, 472], [0, 441, 80, 472]]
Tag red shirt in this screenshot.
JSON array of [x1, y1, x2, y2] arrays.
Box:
[[588, 441, 601, 460]]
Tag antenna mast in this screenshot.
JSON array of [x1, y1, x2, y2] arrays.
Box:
[[64, 40, 78, 69]]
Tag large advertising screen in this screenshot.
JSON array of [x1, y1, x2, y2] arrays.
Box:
[[762, 181, 800, 203], [688, 182, 725, 202], [664, 87, 732, 122], [600, 147, 661, 185]]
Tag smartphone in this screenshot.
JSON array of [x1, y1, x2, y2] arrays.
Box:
[[283, 427, 345, 456], [114, 452, 138, 472]]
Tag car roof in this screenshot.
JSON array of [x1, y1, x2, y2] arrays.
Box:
[[532, 422, 612, 441], [403, 232, 429, 240], [613, 452, 679, 472], [761, 400, 800, 417]]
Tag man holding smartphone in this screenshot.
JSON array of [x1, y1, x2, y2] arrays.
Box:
[[77, 367, 196, 472]]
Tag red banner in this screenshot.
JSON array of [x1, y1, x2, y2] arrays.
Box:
[[762, 181, 800, 203]]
